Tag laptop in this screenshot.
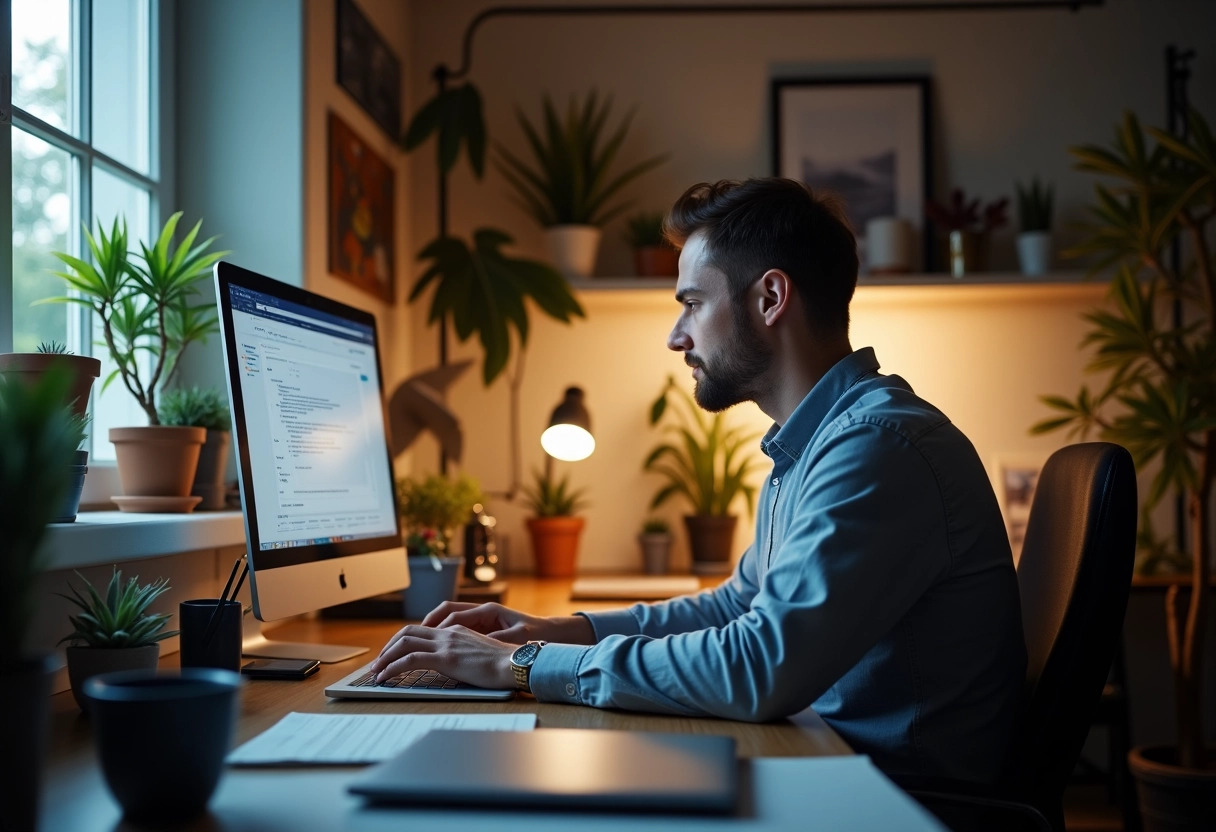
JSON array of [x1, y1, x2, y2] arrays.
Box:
[[348, 728, 740, 813], [325, 662, 515, 701]]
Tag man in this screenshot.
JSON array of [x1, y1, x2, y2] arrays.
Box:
[[372, 178, 1026, 784]]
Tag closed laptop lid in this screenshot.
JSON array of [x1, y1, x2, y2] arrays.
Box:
[[348, 728, 739, 813]]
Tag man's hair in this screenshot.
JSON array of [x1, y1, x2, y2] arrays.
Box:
[[664, 178, 858, 336]]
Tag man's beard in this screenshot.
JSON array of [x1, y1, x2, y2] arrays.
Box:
[[690, 306, 772, 412]]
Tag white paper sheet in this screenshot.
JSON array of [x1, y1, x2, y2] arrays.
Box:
[[227, 712, 537, 765]]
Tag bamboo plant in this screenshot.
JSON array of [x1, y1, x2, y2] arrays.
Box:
[[1031, 109, 1214, 770]]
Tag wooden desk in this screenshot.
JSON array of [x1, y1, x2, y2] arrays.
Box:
[[40, 578, 858, 830]]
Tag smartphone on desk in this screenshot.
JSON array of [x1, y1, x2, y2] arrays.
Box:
[[241, 658, 320, 680]]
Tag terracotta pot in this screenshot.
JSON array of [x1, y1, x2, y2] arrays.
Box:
[[1128, 745, 1216, 832], [65, 644, 161, 714], [683, 515, 738, 575], [526, 516, 585, 577], [192, 429, 231, 510], [543, 225, 601, 279], [632, 245, 679, 277], [0, 352, 101, 420], [0, 653, 55, 831], [110, 425, 206, 501]]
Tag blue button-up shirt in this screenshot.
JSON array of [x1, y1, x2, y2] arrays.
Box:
[[530, 348, 1026, 783]]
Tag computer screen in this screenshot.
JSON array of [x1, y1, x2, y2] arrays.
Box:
[[215, 261, 408, 624]]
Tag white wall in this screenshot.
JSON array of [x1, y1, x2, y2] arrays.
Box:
[[402, 0, 1214, 573]]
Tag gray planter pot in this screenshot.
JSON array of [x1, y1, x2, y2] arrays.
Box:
[[637, 533, 673, 574], [402, 556, 463, 620], [192, 429, 231, 510], [1129, 745, 1216, 832], [65, 644, 161, 714]]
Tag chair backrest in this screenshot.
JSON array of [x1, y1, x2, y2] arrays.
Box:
[[1006, 442, 1137, 820]]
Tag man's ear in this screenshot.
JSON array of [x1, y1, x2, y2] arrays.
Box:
[[756, 269, 793, 327]]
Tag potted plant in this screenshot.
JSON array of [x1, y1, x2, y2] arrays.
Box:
[[624, 211, 678, 277], [47, 213, 228, 511], [0, 340, 101, 421], [643, 376, 763, 575], [638, 517, 673, 575], [1014, 177, 1055, 276], [924, 187, 1009, 276], [0, 368, 80, 830], [521, 466, 590, 577], [396, 473, 485, 616], [1032, 109, 1214, 828], [495, 90, 667, 279], [58, 567, 178, 713], [158, 386, 233, 510]]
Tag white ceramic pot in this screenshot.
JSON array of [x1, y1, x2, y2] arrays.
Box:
[[543, 225, 601, 279], [1016, 231, 1053, 276], [865, 217, 913, 275]]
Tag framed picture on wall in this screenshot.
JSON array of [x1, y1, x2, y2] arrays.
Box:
[[335, 0, 401, 139], [991, 454, 1045, 567], [328, 112, 396, 302], [771, 76, 932, 273]]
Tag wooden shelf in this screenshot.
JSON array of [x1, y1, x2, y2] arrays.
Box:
[[570, 271, 1095, 291]]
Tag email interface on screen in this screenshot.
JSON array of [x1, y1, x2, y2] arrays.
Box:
[[227, 285, 397, 551]]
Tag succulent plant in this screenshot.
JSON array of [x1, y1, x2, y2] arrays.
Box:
[[640, 517, 670, 535], [623, 211, 668, 248], [1015, 177, 1054, 232], [58, 568, 178, 649], [35, 341, 70, 354], [521, 467, 589, 517]]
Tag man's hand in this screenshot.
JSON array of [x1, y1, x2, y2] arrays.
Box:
[[419, 601, 595, 645], [369, 624, 516, 689]]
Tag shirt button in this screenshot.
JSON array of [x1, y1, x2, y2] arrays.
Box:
[[772, 477, 780, 486], [565, 683, 576, 696]]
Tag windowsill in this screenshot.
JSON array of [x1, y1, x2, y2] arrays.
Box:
[[41, 510, 247, 571]]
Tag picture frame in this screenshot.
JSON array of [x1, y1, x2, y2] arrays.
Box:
[[328, 112, 396, 303], [335, 0, 401, 139], [771, 76, 933, 273], [991, 453, 1046, 567]]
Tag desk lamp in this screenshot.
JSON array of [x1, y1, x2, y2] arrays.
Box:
[[540, 386, 595, 463]]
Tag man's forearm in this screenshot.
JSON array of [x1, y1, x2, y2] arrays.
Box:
[[541, 615, 596, 645]]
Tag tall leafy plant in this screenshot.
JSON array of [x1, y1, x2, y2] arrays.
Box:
[[402, 84, 584, 385], [1031, 109, 1214, 770], [643, 375, 763, 517], [46, 213, 228, 424]]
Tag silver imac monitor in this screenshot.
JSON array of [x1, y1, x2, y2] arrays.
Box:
[[215, 261, 409, 662]]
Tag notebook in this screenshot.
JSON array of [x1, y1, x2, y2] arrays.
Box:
[[569, 575, 701, 600], [348, 728, 739, 813], [324, 661, 514, 701]]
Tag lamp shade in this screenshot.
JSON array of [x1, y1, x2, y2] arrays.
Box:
[[540, 386, 595, 462]]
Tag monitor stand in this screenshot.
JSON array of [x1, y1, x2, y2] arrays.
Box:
[[240, 611, 368, 663]]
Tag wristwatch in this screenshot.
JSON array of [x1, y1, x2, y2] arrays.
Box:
[[509, 640, 547, 692]]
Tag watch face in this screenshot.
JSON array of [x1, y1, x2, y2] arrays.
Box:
[[512, 642, 541, 667]]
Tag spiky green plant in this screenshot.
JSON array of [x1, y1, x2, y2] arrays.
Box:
[[58, 569, 177, 649], [157, 386, 232, 431], [640, 517, 670, 535], [35, 341, 70, 355], [521, 467, 589, 517], [1031, 108, 1214, 770], [0, 368, 79, 664], [495, 90, 667, 228], [44, 212, 230, 424], [1015, 177, 1055, 232], [643, 375, 763, 518]]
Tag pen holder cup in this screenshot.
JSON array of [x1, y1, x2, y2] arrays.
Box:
[[179, 599, 243, 672], [84, 668, 242, 822]]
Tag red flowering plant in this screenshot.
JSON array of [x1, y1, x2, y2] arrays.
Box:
[[925, 188, 1009, 233]]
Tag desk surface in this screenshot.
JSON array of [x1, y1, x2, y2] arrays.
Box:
[[39, 578, 880, 830]]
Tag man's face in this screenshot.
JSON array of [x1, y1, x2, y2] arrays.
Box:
[[666, 232, 772, 412]]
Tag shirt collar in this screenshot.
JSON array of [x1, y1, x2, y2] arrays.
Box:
[[761, 347, 881, 463]]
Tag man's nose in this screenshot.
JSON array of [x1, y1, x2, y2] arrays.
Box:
[[667, 324, 690, 352]]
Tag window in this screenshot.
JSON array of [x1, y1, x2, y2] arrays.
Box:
[[7, 0, 161, 460]]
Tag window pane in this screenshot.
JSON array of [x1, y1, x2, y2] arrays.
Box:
[[12, 0, 73, 134], [11, 129, 75, 353], [90, 167, 153, 459], [92, 0, 150, 174]]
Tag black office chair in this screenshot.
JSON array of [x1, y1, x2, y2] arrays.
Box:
[[907, 442, 1138, 832]]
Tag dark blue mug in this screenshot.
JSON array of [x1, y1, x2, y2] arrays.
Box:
[[84, 668, 242, 822]]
